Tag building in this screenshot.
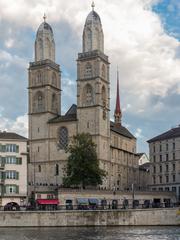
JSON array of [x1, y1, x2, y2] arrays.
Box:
[[28, 4, 139, 195], [148, 126, 180, 200], [0, 131, 28, 208]]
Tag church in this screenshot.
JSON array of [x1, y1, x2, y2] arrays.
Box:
[[28, 3, 139, 194]]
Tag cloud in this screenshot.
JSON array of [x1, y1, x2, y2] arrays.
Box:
[[0, 114, 28, 137]]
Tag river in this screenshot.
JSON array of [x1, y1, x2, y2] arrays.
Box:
[[0, 227, 180, 240]]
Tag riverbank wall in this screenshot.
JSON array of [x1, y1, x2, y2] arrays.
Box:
[[0, 208, 180, 227]]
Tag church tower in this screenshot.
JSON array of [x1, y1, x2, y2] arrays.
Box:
[[28, 16, 61, 192], [77, 3, 110, 188]]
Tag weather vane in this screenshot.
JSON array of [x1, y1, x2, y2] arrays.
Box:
[[91, 1, 95, 11], [43, 13, 47, 22]]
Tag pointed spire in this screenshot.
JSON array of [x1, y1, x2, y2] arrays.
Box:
[[114, 67, 122, 125], [91, 1, 95, 11]]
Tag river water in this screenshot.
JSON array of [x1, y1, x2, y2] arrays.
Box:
[[0, 227, 180, 240]]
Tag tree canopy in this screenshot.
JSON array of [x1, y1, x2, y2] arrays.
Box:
[[63, 133, 106, 189]]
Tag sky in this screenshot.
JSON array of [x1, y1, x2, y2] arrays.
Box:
[[0, 0, 180, 155]]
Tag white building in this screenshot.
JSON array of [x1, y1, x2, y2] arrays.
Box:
[[0, 132, 28, 207], [148, 126, 180, 201]]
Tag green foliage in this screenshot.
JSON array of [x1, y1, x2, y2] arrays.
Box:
[[63, 133, 106, 188]]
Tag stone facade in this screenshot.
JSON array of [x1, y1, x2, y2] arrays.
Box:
[[28, 6, 139, 194], [148, 126, 180, 200], [0, 132, 28, 207]]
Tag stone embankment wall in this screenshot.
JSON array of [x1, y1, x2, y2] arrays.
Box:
[[0, 208, 179, 227]]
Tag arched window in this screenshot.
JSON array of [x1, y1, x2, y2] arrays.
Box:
[[84, 63, 92, 78], [102, 64, 106, 79], [102, 85, 106, 107], [33, 91, 45, 112], [58, 127, 68, 150], [87, 28, 92, 51], [36, 71, 42, 85], [83, 84, 93, 105], [46, 37, 51, 59], [55, 164, 59, 176], [52, 93, 57, 112], [38, 38, 43, 60], [52, 72, 57, 86]]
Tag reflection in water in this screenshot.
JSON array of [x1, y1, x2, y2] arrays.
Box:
[[0, 226, 180, 240]]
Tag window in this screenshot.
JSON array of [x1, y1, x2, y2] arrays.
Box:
[[159, 187, 163, 191], [153, 166, 156, 174], [84, 63, 92, 78], [159, 155, 162, 162], [36, 71, 42, 85], [166, 143, 168, 151], [5, 185, 19, 194], [153, 155, 156, 162], [159, 165, 162, 173], [83, 84, 93, 105], [166, 175, 169, 183], [173, 175, 176, 182], [172, 187, 176, 192], [5, 171, 18, 179], [159, 144, 162, 152], [38, 165, 41, 173], [153, 176, 156, 184], [173, 163, 175, 171], [166, 164, 169, 172], [5, 156, 19, 164], [5, 144, 18, 153], [33, 91, 45, 112], [159, 176, 162, 184], [55, 164, 59, 176], [165, 187, 169, 191], [173, 142, 175, 150], [58, 127, 68, 150], [166, 154, 168, 161], [101, 64, 106, 79], [52, 72, 57, 86], [101, 85, 106, 110], [153, 145, 155, 153], [173, 152, 175, 160], [52, 93, 57, 112]]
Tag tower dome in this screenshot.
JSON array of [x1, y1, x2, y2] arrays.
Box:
[[83, 3, 104, 53], [35, 15, 55, 62]]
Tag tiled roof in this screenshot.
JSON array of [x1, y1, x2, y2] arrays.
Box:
[[0, 132, 27, 140], [48, 104, 77, 123], [110, 121, 136, 139], [147, 126, 180, 143]]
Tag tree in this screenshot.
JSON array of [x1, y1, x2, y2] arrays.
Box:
[[63, 133, 106, 189]]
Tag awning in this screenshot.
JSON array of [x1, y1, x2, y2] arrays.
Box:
[[36, 199, 59, 205], [88, 198, 99, 205], [77, 198, 89, 205]]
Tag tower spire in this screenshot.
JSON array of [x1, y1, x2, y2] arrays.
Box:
[[43, 13, 47, 22], [114, 68, 122, 125]]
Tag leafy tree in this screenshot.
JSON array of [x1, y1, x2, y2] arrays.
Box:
[[63, 133, 106, 189]]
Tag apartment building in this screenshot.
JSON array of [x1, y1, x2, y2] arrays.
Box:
[[0, 132, 28, 207], [148, 126, 180, 200]]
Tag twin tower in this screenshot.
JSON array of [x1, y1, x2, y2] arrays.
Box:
[[28, 4, 120, 190]]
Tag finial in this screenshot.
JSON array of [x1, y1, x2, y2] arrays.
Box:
[[91, 1, 95, 11], [43, 13, 47, 22]]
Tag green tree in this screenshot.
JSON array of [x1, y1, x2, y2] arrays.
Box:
[[63, 133, 106, 189]]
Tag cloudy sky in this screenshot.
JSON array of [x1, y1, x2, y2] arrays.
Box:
[[0, 0, 180, 154]]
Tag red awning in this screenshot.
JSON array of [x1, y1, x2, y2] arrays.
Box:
[[36, 199, 59, 205]]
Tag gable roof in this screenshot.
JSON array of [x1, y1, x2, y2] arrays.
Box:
[[0, 132, 27, 141], [147, 126, 180, 143], [48, 104, 77, 124], [110, 121, 136, 139]]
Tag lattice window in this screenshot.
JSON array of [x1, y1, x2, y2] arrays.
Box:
[[58, 127, 68, 150], [84, 63, 92, 78], [83, 84, 93, 105]]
